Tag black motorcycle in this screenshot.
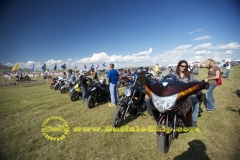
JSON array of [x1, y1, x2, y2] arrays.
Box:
[[87, 79, 110, 109], [15, 75, 31, 81], [112, 78, 146, 127]]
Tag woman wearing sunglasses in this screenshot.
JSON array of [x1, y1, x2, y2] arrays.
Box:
[[171, 60, 200, 127], [201, 59, 220, 112]]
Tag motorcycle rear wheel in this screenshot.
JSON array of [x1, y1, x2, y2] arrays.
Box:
[[112, 104, 126, 127], [157, 134, 172, 154], [87, 95, 96, 109], [70, 91, 81, 101]]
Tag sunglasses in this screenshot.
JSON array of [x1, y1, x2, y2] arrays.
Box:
[[180, 65, 187, 68]]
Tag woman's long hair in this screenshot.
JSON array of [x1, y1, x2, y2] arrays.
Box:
[[176, 60, 190, 80]]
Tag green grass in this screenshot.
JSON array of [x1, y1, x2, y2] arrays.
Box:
[[0, 67, 240, 160]]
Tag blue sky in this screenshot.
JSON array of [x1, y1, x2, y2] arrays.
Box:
[[0, 0, 240, 70]]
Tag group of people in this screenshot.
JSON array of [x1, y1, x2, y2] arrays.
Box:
[[62, 59, 221, 127], [170, 59, 220, 127], [61, 68, 99, 103]]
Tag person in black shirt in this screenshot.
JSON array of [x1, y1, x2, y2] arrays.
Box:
[[80, 73, 88, 103]]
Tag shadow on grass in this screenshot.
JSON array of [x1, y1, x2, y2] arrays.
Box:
[[173, 140, 210, 160], [233, 90, 240, 98], [226, 106, 240, 115]]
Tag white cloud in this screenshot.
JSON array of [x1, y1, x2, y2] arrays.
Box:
[[215, 42, 240, 50], [225, 50, 233, 54], [67, 58, 72, 61], [75, 48, 153, 64], [45, 59, 62, 65], [194, 36, 211, 41], [174, 45, 192, 51], [195, 50, 211, 55], [193, 43, 212, 51], [188, 29, 202, 34]]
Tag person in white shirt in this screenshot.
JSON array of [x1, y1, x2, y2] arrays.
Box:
[[225, 61, 231, 78]]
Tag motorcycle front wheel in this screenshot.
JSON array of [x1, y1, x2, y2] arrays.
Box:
[[70, 91, 81, 101], [60, 87, 68, 94], [87, 95, 96, 109], [50, 84, 54, 89], [157, 134, 172, 154], [112, 104, 126, 127]]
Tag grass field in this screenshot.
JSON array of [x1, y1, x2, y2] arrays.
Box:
[[0, 67, 240, 160]]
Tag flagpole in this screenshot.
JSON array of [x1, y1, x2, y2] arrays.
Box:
[[1, 67, 4, 86], [18, 63, 21, 87], [34, 66, 36, 86]]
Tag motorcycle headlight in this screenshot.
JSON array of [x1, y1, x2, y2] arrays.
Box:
[[91, 87, 96, 91], [124, 88, 132, 96], [152, 93, 178, 112]]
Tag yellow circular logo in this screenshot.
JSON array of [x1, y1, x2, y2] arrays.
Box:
[[41, 116, 69, 141]]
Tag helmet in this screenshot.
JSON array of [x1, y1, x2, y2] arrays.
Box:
[[136, 68, 143, 74], [99, 77, 106, 84]]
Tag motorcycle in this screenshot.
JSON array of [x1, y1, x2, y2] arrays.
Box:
[[50, 77, 58, 89], [143, 74, 207, 154], [87, 78, 110, 109], [15, 75, 31, 81], [69, 78, 92, 101], [112, 77, 146, 127], [60, 79, 76, 94], [52, 77, 65, 90], [117, 73, 131, 88]]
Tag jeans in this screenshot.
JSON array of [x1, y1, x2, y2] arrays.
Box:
[[206, 84, 216, 110], [225, 69, 230, 78], [190, 96, 200, 122], [81, 85, 88, 102], [144, 96, 152, 116], [109, 83, 118, 104]]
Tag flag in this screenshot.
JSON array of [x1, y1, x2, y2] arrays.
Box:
[[61, 64, 66, 69], [96, 63, 99, 69], [74, 64, 77, 69], [84, 64, 87, 69], [31, 64, 34, 71], [42, 63, 46, 70], [12, 63, 19, 71], [90, 63, 94, 68], [0, 63, 2, 69], [103, 63, 106, 67], [54, 64, 57, 70]]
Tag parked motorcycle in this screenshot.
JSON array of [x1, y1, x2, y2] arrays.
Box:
[[69, 78, 92, 101], [143, 74, 207, 154], [50, 77, 58, 89], [112, 77, 146, 127], [52, 77, 65, 90], [15, 75, 31, 81], [87, 78, 110, 109], [117, 74, 131, 88], [60, 79, 76, 94]]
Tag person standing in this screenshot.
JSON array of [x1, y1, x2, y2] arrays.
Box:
[[149, 68, 155, 77], [154, 63, 159, 77], [225, 61, 231, 78], [201, 59, 220, 111], [91, 68, 98, 80], [171, 60, 200, 127], [107, 63, 119, 107], [79, 73, 88, 103]]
